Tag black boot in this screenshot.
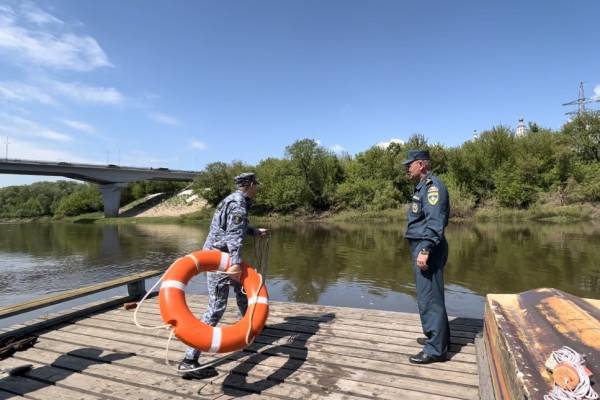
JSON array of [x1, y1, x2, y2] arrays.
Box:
[[178, 359, 217, 380]]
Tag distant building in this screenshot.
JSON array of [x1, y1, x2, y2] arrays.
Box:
[[515, 117, 526, 137]]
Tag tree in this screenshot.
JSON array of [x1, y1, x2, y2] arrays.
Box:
[[193, 161, 251, 207], [55, 185, 103, 217], [561, 111, 600, 162], [285, 139, 343, 210]]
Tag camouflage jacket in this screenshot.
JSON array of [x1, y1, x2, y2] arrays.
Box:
[[203, 190, 255, 264]]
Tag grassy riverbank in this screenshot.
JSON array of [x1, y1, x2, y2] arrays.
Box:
[[31, 201, 595, 226]]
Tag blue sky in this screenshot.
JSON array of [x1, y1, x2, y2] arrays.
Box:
[[0, 0, 599, 186]]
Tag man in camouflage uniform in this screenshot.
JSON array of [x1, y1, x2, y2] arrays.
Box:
[[403, 150, 451, 364], [179, 172, 268, 378]]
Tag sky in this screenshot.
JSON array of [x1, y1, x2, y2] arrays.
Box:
[[0, 0, 599, 186]]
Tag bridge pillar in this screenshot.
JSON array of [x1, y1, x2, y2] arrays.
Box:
[[99, 183, 127, 218]]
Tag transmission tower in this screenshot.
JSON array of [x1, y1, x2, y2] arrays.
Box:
[[562, 81, 599, 116]]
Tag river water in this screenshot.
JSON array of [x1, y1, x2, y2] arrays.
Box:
[[1, 221, 599, 323]]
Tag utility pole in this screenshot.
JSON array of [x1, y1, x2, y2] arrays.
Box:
[[5, 137, 9, 160]]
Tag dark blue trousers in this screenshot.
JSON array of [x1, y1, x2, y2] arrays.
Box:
[[409, 239, 450, 357]]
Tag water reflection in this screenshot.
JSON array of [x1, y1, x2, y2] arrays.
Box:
[[0, 221, 598, 318]]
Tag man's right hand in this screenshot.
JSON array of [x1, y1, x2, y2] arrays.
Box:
[[228, 263, 242, 281]]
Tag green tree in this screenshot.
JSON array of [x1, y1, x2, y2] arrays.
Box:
[[193, 161, 251, 207], [55, 185, 103, 217], [285, 139, 343, 210], [561, 111, 600, 162]]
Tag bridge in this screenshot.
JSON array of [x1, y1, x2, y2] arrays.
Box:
[[0, 159, 200, 217]]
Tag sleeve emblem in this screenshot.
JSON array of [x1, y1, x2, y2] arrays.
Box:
[[427, 186, 439, 205]]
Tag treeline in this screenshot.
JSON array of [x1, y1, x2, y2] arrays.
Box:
[[2, 112, 598, 219], [193, 112, 600, 216], [0, 180, 187, 218]]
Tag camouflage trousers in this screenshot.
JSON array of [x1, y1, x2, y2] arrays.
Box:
[[184, 271, 248, 361]]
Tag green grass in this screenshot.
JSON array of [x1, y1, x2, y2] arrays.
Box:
[[473, 204, 595, 223]]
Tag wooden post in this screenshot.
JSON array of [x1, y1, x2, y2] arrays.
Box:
[[127, 279, 146, 299]]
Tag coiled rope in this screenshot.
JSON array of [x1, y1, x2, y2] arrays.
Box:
[[544, 346, 598, 400]]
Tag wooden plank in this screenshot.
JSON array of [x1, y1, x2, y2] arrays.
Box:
[[25, 336, 476, 400], [2, 352, 210, 400], [39, 325, 478, 391], [484, 289, 600, 400], [96, 311, 477, 357], [475, 334, 496, 400], [0, 296, 132, 341], [135, 301, 481, 338], [0, 357, 112, 400], [0, 390, 28, 400], [44, 318, 477, 374], [144, 295, 483, 330], [33, 335, 478, 391], [126, 304, 479, 355], [57, 318, 477, 366], [0, 270, 161, 319]]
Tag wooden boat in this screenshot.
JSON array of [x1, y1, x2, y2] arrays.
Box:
[[482, 288, 600, 399]]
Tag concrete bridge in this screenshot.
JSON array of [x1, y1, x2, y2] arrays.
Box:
[[0, 159, 200, 217]]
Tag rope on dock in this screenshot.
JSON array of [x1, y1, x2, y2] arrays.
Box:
[[544, 346, 598, 400]]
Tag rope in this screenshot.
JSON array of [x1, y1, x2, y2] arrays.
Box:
[[544, 346, 598, 400], [133, 259, 179, 331]]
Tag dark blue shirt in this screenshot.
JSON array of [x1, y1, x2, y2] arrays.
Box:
[[405, 173, 450, 251]]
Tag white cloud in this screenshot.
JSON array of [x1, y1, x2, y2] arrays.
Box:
[[0, 113, 71, 142], [149, 112, 180, 126], [62, 119, 95, 133], [331, 144, 345, 153], [191, 140, 207, 150], [594, 84, 600, 100], [0, 4, 112, 71], [0, 81, 55, 104], [22, 3, 64, 26], [2, 137, 93, 163], [376, 138, 404, 149], [315, 139, 321, 145], [49, 80, 123, 104]]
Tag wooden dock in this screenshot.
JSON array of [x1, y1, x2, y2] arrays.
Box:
[[0, 292, 483, 399]]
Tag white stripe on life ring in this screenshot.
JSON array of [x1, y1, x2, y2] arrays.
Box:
[[186, 253, 200, 272], [218, 252, 229, 271], [160, 280, 186, 291], [209, 327, 222, 353], [248, 296, 268, 305]]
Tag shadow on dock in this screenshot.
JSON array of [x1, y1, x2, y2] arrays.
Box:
[[199, 313, 336, 397], [0, 347, 133, 399], [448, 317, 482, 362]]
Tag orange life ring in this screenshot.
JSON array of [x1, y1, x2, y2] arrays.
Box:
[[158, 249, 269, 353]]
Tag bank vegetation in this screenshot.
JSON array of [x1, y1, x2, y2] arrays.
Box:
[[1, 112, 599, 222]]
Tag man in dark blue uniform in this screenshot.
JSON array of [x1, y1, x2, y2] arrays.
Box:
[[179, 172, 269, 378], [403, 150, 451, 364]]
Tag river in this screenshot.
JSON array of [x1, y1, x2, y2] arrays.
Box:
[[1, 220, 598, 325]]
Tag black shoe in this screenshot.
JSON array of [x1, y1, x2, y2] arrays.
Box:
[[178, 360, 218, 380], [409, 351, 447, 364], [416, 337, 428, 346]]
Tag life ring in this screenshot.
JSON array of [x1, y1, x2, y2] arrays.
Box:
[[158, 249, 269, 353]]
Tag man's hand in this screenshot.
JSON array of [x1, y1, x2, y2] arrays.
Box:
[[256, 228, 270, 237], [416, 252, 429, 271], [228, 263, 242, 281]]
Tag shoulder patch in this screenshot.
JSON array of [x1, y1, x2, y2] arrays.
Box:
[[427, 186, 439, 193], [427, 188, 439, 205]]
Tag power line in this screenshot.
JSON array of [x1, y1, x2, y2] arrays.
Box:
[[562, 81, 599, 116]]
